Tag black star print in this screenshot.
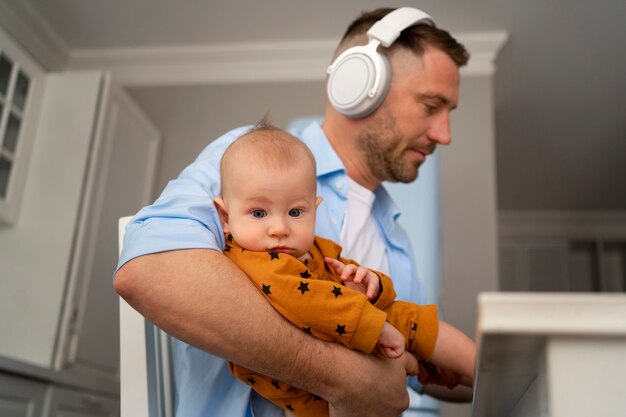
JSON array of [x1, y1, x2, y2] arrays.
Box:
[[227, 234, 233, 243], [297, 282, 310, 295], [262, 284, 272, 295], [335, 324, 347, 336], [269, 252, 280, 260], [300, 270, 311, 278], [331, 286, 343, 298], [224, 244, 231, 252], [411, 323, 418, 332], [247, 376, 256, 385], [303, 259, 309, 266], [286, 404, 295, 411], [271, 379, 281, 390], [302, 327, 312, 334]]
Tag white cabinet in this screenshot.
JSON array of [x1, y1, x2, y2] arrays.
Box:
[[499, 212, 626, 293], [499, 239, 569, 292], [0, 25, 45, 225], [0, 375, 120, 417], [51, 74, 160, 385], [45, 386, 119, 417], [0, 69, 160, 409], [0, 374, 47, 417], [0, 72, 106, 368], [500, 238, 626, 292]]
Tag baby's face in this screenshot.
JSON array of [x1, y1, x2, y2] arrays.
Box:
[[220, 161, 320, 259]]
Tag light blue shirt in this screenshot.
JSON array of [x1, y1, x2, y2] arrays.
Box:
[[118, 121, 425, 417]]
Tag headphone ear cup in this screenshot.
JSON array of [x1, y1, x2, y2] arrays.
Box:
[[327, 46, 391, 119]]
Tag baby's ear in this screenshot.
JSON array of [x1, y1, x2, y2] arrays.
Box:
[[315, 196, 323, 208], [213, 198, 230, 233]]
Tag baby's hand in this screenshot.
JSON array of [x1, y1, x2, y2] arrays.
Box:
[[324, 257, 381, 301], [374, 322, 405, 359]]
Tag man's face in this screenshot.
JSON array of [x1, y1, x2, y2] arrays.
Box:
[[358, 46, 460, 183]]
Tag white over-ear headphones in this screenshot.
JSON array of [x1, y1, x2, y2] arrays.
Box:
[[326, 7, 435, 119]]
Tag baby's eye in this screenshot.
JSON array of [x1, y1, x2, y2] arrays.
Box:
[[251, 209, 267, 218], [288, 208, 302, 217]]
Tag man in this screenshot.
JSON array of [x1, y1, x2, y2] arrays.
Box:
[[115, 7, 470, 417]]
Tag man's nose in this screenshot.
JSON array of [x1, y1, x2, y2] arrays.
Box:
[[427, 111, 452, 145]]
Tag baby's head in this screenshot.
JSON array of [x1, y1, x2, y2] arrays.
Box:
[[214, 121, 322, 258]]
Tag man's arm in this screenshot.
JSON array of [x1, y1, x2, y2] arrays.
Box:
[[429, 321, 476, 386], [423, 384, 473, 402], [416, 320, 475, 403], [114, 248, 417, 417]]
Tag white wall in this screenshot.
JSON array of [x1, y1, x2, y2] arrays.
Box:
[[128, 82, 325, 194], [440, 75, 499, 417]]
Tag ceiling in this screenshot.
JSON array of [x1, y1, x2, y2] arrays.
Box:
[[23, 0, 626, 210]]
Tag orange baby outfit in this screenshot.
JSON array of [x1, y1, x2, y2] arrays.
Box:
[[224, 234, 458, 417]]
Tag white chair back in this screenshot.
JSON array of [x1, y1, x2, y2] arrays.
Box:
[[119, 216, 174, 417]]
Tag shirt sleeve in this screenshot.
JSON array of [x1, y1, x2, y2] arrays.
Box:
[[116, 126, 251, 271]]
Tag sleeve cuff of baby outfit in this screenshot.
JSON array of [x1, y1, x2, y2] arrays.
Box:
[[410, 304, 439, 360], [347, 301, 387, 353]]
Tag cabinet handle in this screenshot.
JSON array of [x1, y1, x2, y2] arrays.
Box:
[[81, 394, 103, 408]]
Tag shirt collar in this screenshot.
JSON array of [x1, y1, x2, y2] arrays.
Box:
[[296, 121, 345, 178], [374, 185, 402, 224], [297, 120, 401, 224]]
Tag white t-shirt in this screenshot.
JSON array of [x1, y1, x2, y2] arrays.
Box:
[[339, 177, 389, 275]]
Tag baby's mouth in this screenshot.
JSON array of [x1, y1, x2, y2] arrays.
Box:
[[270, 246, 294, 254]]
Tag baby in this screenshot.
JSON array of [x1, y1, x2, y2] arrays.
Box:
[[214, 122, 475, 417]]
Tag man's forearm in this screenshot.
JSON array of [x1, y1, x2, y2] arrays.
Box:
[[423, 384, 473, 402], [115, 249, 336, 394], [114, 249, 415, 416], [430, 321, 476, 384]]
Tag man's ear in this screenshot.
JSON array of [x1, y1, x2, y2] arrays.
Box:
[[213, 198, 230, 233], [315, 196, 323, 208]]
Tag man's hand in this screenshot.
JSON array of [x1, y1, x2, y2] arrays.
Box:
[[327, 350, 419, 417], [325, 257, 381, 301]]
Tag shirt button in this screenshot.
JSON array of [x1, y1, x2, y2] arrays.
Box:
[[335, 181, 344, 190], [331, 218, 338, 225]]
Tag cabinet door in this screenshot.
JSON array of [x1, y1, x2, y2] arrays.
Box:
[[54, 83, 160, 385], [45, 386, 119, 417], [499, 238, 570, 291], [0, 25, 45, 225], [0, 71, 105, 367], [0, 373, 47, 417]]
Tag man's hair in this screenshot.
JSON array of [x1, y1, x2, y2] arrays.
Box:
[[220, 119, 317, 196], [336, 7, 469, 67]]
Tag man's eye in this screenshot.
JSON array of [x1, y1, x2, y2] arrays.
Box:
[[251, 209, 266, 218], [424, 103, 438, 114], [288, 208, 302, 217]]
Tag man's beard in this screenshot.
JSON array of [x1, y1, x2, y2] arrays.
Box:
[[356, 110, 422, 184]]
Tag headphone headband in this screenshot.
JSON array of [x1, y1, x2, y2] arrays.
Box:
[[367, 7, 434, 47]]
